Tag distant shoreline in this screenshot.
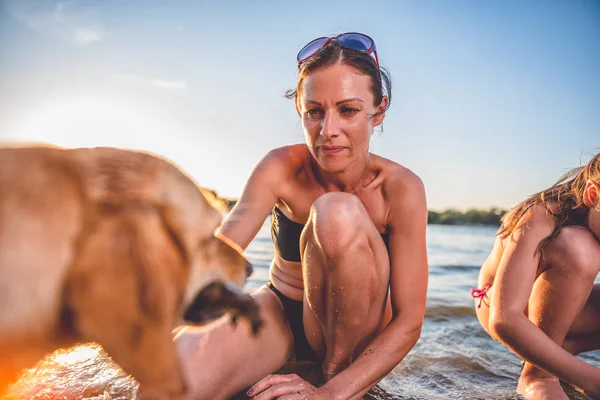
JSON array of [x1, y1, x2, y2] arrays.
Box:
[[427, 208, 506, 226], [202, 188, 507, 227]]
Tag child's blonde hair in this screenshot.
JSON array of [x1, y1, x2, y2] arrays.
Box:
[[498, 152, 600, 256]]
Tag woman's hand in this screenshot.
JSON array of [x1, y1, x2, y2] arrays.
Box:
[[246, 374, 332, 400]]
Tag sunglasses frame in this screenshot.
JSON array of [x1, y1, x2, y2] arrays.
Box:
[[296, 32, 379, 68]]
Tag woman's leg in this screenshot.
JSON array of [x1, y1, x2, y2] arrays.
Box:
[[518, 226, 600, 398], [300, 193, 391, 381], [139, 286, 293, 400]]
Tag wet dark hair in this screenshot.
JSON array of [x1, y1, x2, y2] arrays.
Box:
[[285, 40, 392, 124]]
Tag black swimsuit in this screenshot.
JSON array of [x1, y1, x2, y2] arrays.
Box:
[[271, 206, 304, 263], [268, 206, 390, 362], [271, 206, 390, 261]]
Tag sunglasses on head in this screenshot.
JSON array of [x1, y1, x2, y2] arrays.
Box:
[[297, 32, 379, 68]]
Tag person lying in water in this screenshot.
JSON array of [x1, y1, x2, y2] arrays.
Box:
[[473, 152, 600, 399], [140, 32, 429, 399]]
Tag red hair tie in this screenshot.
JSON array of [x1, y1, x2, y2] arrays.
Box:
[[471, 284, 491, 308]]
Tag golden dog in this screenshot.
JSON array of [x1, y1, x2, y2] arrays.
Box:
[[0, 145, 261, 399]]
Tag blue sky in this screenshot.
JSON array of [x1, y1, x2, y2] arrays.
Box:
[[0, 0, 598, 210]]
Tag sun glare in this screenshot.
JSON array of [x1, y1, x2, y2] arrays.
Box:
[[3, 93, 234, 198], [51, 344, 103, 366], [5, 95, 166, 151]]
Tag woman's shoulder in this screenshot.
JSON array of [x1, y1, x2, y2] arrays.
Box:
[[253, 144, 308, 175], [374, 154, 424, 195], [261, 144, 308, 166], [372, 155, 426, 218]]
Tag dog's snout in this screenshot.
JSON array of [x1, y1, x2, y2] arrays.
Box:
[[245, 261, 253, 278]]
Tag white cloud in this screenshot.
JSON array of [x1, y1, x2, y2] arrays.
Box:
[[108, 74, 187, 90], [74, 28, 102, 45], [4, 0, 104, 46], [108, 73, 141, 84], [149, 80, 187, 89]]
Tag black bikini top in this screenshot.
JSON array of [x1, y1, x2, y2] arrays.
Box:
[[270, 206, 389, 263], [271, 207, 304, 262]]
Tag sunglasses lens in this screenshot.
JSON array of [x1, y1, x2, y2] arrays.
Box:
[[297, 37, 330, 62], [336, 33, 374, 52]]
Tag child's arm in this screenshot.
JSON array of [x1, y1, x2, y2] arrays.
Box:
[[489, 205, 600, 395]]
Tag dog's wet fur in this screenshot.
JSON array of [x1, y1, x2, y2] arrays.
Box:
[[0, 144, 262, 399]]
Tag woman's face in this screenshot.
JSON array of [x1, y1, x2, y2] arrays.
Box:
[[298, 63, 386, 173]]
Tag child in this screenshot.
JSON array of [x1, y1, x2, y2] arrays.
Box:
[[474, 152, 600, 399]]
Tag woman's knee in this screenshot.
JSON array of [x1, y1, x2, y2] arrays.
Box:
[[304, 193, 369, 254], [546, 226, 600, 278]]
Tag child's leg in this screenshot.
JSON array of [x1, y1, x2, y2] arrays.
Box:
[[563, 284, 600, 355], [520, 227, 600, 398]]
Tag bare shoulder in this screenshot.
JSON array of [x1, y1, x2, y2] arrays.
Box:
[[525, 203, 556, 227], [234, 144, 310, 204], [371, 156, 426, 228], [376, 156, 426, 208], [512, 203, 556, 240], [254, 144, 308, 176]]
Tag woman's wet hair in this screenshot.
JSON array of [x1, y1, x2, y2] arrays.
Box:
[[498, 151, 600, 256], [285, 41, 392, 125]]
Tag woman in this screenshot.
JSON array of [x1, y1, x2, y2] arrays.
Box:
[[473, 153, 600, 399], [163, 32, 429, 400]]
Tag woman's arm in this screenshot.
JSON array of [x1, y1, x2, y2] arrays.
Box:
[[216, 149, 288, 250], [320, 171, 429, 400], [489, 205, 600, 392]]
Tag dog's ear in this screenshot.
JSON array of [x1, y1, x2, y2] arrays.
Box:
[[66, 207, 188, 398]]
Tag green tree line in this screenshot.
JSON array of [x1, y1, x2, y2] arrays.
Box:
[[428, 208, 507, 226], [203, 188, 507, 227]]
